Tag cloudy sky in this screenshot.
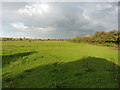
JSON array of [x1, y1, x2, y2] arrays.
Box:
[[2, 2, 118, 39]]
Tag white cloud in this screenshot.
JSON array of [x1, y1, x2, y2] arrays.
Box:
[[11, 22, 55, 33], [11, 22, 29, 30], [80, 2, 118, 31], [18, 3, 49, 16]]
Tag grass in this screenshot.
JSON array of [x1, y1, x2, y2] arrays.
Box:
[[1, 41, 119, 88]]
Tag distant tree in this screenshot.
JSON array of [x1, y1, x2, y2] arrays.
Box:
[[20, 37, 23, 40], [23, 37, 26, 40]]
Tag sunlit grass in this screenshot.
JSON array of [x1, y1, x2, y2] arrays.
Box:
[[2, 41, 119, 88]]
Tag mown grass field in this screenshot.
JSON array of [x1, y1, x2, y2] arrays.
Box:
[[2, 41, 119, 88]]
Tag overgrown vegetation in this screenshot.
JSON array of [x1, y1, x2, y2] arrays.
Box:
[[66, 30, 120, 47]]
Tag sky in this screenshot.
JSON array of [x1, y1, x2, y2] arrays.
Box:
[[1, 2, 118, 39]]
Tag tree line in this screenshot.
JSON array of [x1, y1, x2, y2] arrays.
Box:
[[66, 30, 120, 47], [1, 30, 119, 47], [0, 37, 64, 41]]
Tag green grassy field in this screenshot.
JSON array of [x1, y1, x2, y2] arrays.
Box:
[[2, 41, 119, 88]]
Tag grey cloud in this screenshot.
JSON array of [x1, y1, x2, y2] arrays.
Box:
[[2, 2, 118, 38]]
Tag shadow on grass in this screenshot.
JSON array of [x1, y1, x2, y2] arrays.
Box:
[[3, 56, 120, 88], [2, 51, 37, 65]]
